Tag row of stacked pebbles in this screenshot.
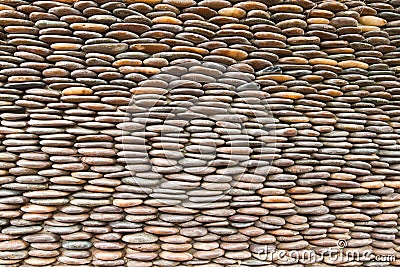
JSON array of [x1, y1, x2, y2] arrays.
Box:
[[0, 0, 400, 266]]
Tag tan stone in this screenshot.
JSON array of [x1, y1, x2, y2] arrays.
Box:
[[128, 243, 160, 251], [338, 60, 369, 69], [237, 207, 268, 216], [122, 233, 158, 244], [84, 185, 114, 193], [0, 240, 28, 251], [119, 66, 161, 75], [331, 173, 356, 180], [9, 76, 40, 82], [113, 59, 142, 67], [307, 18, 330, 24], [239, 227, 265, 237], [270, 4, 304, 13], [278, 240, 308, 250], [21, 204, 57, 213], [164, 0, 195, 7], [25, 257, 56, 265], [0, 4, 14, 10], [384, 181, 400, 188], [161, 243, 192, 252], [269, 229, 298, 236], [126, 250, 157, 261], [251, 234, 276, 244], [152, 16, 182, 25], [358, 25, 380, 32], [260, 75, 295, 83], [324, 47, 354, 54], [43, 68, 69, 77], [320, 89, 343, 97], [309, 58, 338, 66], [143, 58, 168, 67], [160, 251, 193, 261], [54, 0, 78, 3], [336, 214, 370, 221], [131, 87, 168, 95], [342, 188, 369, 194], [225, 250, 251, 260], [262, 196, 291, 203], [291, 193, 327, 200], [238, 3, 266, 12], [125, 0, 162, 4], [359, 16, 386, 26], [62, 87, 93, 96], [216, 147, 252, 154], [279, 57, 308, 64], [361, 181, 384, 189], [172, 46, 209, 55], [130, 43, 170, 53], [287, 187, 313, 194], [93, 250, 123, 261], [0, 210, 21, 218], [113, 199, 143, 207], [373, 214, 398, 221], [70, 23, 109, 32], [301, 75, 323, 83], [159, 235, 192, 244], [379, 201, 400, 208], [218, 7, 246, 19], [262, 203, 295, 209], [29, 249, 59, 258], [286, 215, 307, 224], [272, 92, 304, 99], [211, 48, 248, 60], [144, 226, 179, 235], [193, 248, 224, 260], [50, 43, 81, 50]]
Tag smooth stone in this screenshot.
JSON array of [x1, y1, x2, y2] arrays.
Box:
[[359, 16, 386, 26], [218, 8, 246, 19], [62, 87, 93, 96], [122, 233, 158, 244], [159, 251, 193, 262], [211, 48, 248, 60], [82, 43, 129, 55], [338, 60, 369, 69], [0, 240, 28, 251], [330, 17, 358, 28]]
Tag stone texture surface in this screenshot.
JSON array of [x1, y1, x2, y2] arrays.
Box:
[[0, 0, 399, 266]]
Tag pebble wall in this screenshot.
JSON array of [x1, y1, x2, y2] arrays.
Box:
[[0, 0, 400, 266]]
